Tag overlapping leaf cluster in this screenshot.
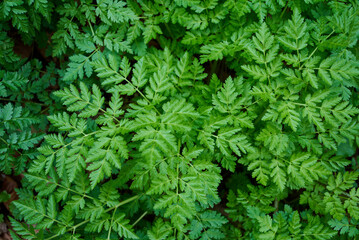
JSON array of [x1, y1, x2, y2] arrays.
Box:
[[1, 0, 359, 239]]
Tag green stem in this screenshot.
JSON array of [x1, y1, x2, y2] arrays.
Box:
[[109, 68, 161, 115], [280, 2, 288, 19], [45, 195, 141, 240], [298, 29, 335, 70], [274, 197, 279, 212], [0, 136, 9, 146], [209, 61, 219, 79], [164, 23, 175, 40], [88, 20, 95, 36], [107, 207, 118, 240], [132, 211, 148, 227]]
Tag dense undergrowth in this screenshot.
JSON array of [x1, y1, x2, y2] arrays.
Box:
[[1, 0, 359, 239]]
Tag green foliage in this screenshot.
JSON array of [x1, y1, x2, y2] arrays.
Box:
[[0, 191, 11, 223], [0, 60, 57, 174], [0, 0, 359, 239]]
